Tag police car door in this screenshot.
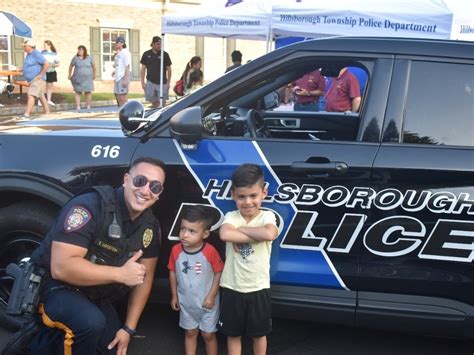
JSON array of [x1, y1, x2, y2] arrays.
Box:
[[167, 53, 393, 324], [357, 58, 474, 337]]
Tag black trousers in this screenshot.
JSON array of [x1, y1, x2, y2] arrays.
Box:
[[29, 285, 121, 355]]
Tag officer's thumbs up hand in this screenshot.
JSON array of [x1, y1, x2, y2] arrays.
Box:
[[120, 250, 147, 287], [130, 249, 143, 262]]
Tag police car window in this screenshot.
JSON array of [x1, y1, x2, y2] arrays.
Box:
[[205, 58, 370, 142], [403, 61, 474, 147]]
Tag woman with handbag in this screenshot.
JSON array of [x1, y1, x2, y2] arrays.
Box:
[[174, 56, 201, 97]]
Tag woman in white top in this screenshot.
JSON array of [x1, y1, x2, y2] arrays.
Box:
[[185, 69, 204, 95], [41, 40, 59, 106]]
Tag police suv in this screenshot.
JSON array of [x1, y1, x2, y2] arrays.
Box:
[[0, 37, 472, 338]]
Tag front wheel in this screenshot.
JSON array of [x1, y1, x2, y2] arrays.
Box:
[[0, 201, 56, 331]]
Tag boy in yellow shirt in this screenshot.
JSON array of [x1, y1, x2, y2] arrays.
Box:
[[218, 163, 279, 355]]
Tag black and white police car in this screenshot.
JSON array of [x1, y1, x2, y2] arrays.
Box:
[[0, 37, 472, 338]]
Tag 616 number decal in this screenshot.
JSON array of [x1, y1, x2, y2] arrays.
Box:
[[91, 145, 120, 159]]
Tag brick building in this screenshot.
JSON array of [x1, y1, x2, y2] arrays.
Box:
[[1, 0, 266, 93]]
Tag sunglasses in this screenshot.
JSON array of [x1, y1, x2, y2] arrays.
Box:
[[131, 174, 163, 195]]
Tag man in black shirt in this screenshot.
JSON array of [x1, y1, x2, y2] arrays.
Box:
[[140, 36, 172, 107]]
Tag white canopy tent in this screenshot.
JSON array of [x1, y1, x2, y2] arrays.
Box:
[[444, 0, 474, 41], [271, 0, 453, 40], [162, 0, 467, 42], [158, 0, 458, 105], [162, 0, 271, 41]]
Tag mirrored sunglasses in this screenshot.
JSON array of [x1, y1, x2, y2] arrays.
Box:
[[131, 174, 163, 195]]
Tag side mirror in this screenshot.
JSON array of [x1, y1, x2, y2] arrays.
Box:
[[119, 100, 145, 133], [263, 91, 280, 110], [169, 106, 203, 148]]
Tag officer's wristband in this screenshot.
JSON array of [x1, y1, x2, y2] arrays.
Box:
[[122, 324, 137, 337]]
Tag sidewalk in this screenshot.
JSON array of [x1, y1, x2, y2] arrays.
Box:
[[0, 100, 117, 117], [0, 97, 154, 124]]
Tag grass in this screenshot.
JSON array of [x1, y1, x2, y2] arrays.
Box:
[[60, 92, 144, 104]]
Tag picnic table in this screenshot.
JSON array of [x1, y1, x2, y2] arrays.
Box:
[[0, 70, 28, 94]]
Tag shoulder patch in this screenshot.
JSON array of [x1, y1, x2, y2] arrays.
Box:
[[143, 228, 153, 248], [64, 206, 92, 233]]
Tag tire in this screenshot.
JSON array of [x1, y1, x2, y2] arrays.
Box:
[[0, 201, 56, 331]]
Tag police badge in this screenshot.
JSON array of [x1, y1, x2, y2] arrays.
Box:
[[142, 228, 153, 248]]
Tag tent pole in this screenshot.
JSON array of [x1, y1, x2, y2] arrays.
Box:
[[266, 9, 272, 53], [223, 37, 226, 69], [160, 33, 164, 108]]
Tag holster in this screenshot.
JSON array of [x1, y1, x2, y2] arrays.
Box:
[[6, 261, 45, 316]]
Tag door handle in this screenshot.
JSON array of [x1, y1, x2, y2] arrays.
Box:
[[291, 161, 348, 174], [280, 119, 300, 128]]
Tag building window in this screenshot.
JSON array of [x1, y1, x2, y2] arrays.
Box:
[[0, 35, 10, 70], [100, 29, 128, 80]]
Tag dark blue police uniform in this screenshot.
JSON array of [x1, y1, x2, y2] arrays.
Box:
[[29, 186, 160, 355]]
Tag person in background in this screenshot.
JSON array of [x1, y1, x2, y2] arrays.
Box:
[[225, 50, 242, 73], [173, 56, 201, 97], [325, 67, 361, 113], [181, 56, 202, 90], [168, 205, 223, 355], [68, 45, 96, 112], [185, 69, 204, 95], [277, 84, 293, 105], [348, 67, 367, 97], [113, 36, 132, 107], [41, 40, 59, 106], [324, 67, 367, 105], [21, 39, 49, 118], [140, 36, 172, 107], [292, 69, 326, 112], [218, 163, 279, 355]]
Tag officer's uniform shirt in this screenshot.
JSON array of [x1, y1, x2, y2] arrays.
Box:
[[32, 187, 160, 272]]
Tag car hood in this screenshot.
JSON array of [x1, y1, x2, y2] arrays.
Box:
[[0, 112, 125, 137]]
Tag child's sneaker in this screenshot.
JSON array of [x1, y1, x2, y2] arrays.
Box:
[[37, 101, 42, 107], [48, 101, 55, 106]]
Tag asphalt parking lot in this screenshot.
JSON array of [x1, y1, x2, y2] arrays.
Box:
[[133, 304, 474, 355], [3, 303, 470, 355]]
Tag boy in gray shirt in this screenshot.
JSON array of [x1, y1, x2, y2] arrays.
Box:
[[168, 205, 223, 355]]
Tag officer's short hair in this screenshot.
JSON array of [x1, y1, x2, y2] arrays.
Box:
[[130, 157, 166, 173], [182, 205, 213, 231], [231, 163, 264, 189]]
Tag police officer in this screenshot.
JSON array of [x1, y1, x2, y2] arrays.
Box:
[[26, 157, 166, 354]]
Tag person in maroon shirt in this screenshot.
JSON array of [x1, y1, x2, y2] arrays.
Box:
[[292, 69, 326, 112], [325, 67, 361, 113]]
